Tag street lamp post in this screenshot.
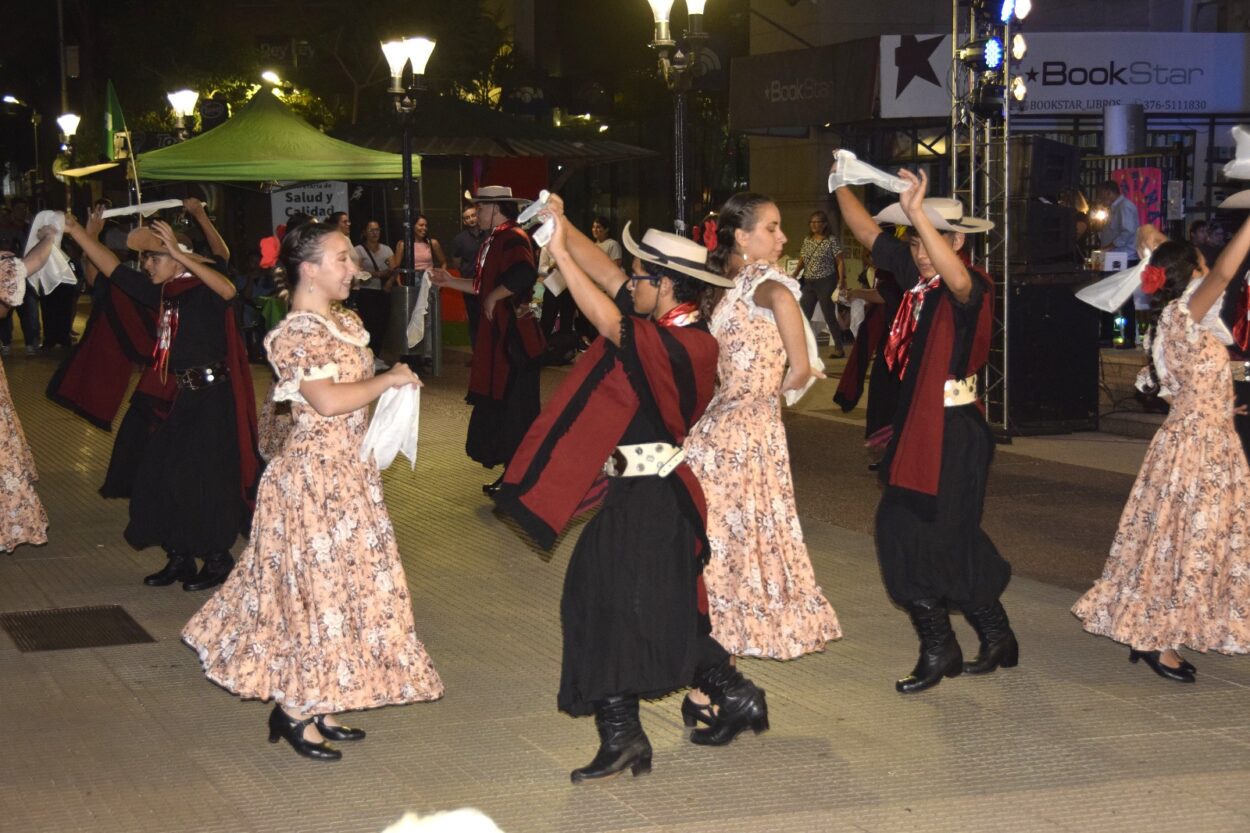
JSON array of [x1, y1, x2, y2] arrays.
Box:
[[56, 112, 80, 209], [647, 0, 709, 236], [380, 35, 437, 370], [167, 89, 200, 141], [4, 96, 42, 204]]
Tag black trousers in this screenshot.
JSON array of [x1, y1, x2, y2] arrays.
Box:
[[875, 405, 1011, 609]]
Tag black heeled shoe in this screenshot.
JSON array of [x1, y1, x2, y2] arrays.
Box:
[[570, 696, 652, 784], [1129, 649, 1195, 683], [689, 661, 769, 747], [267, 705, 343, 760], [183, 554, 234, 592], [680, 694, 716, 728], [313, 715, 366, 741], [143, 555, 197, 587], [896, 599, 963, 693], [482, 475, 503, 497], [963, 601, 1019, 675]]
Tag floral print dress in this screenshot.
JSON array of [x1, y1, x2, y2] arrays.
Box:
[[183, 308, 443, 714], [0, 255, 48, 552], [684, 262, 842, 659], [1072, 298, 1250, 653]]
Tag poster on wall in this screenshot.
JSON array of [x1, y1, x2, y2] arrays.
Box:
[[880, 33, 1250, 119], [1111, 168, 1164, 231], [269, 181, 348, 230]]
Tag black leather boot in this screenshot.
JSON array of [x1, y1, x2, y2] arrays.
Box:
[[689, 660, 769, 746], [896, 599, 963, 694], [143, 554, 197, 587], [570, 695, 652, 784], [963, 600, 1019, 674], [183, 553, 235, 592]]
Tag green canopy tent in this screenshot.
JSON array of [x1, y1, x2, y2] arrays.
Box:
[[135, 90, 417, 181]]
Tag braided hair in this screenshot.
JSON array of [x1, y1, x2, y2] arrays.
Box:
[[271, 220, 338, 299], [1141, 240, 1202, 392], [708, 192, 774, 277]]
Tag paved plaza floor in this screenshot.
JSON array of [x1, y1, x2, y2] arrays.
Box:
[[2, 349, 1249, 833]]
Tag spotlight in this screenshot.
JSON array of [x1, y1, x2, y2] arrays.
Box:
[[1015, 0, 1032, 19], [972, 83, 1005, 118], [1011, 76, 1028, 101], [958, 38, 1004, 72], [1012, 33, 1027, 61], [999, 0, 1014, 23]]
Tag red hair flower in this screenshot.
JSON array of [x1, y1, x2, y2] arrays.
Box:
[[1141, 264, 1167, 295]]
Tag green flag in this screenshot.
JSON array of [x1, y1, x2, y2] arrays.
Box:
[[105, 80, 127, 160]]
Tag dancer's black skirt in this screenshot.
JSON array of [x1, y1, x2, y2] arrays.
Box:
[[559, 475, 727, 716], [875, 404, 1011, 609]]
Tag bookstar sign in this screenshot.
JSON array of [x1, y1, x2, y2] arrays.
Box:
[[880, 32, 1250, 119]]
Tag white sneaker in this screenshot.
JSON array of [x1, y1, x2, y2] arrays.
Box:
[[24, 345, 36, 356]]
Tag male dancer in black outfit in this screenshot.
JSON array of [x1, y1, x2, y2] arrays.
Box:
[[833, 162, 1016, 693], [494, 195, 769, 782]]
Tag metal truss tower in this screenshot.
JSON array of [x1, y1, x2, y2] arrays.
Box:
[[950, 1, 1012, 434]]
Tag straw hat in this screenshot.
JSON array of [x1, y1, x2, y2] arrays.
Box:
[[472, 185, 532, 205], [873, 197, 994, 234], [621, 222, 733, 287], [125, 226, 213, 263]]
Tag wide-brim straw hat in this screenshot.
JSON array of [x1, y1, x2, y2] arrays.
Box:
[[1218, 189, 1250, 210], [621, 222, 733, 287], [472, 185, 532, 205], [125, 226, 213, 263], [873, 197, 994, 234]]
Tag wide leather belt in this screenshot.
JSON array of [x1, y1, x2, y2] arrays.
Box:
[[175, 361, 229, 391], [607, 442, 685, 478], [943, 375, 978, 407]]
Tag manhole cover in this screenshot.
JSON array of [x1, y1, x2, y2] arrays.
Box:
[[0, 605, 155, 652]]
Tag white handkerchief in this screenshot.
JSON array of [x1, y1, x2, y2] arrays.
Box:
[[783, 315, 825, 407], [849, 298, 867, 337], [518, 190, 555, 247], [24, 211, 77, 295], [1223, 125, 1250, 180], [405, 276, 433, 349], [1075, 261, 1147, 313], [361, 385, 420, 470], [100, 199, 185, 219], [542, 268, 567, 297], [827, 149, 911, 194]]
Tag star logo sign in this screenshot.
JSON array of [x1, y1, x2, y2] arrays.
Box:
[[894, 35, 945, 97], [1026, 67, 1039, 82]]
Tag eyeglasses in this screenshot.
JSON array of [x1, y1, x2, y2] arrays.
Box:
[[629, 274, 662, 286]]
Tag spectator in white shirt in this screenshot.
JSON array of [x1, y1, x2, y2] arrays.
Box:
[[1097, 181, 1140, 254]]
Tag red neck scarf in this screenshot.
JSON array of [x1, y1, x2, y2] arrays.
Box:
[[656, 301, 699, 328], [883, 275, 941, 376], [472, 220, 519, 295]]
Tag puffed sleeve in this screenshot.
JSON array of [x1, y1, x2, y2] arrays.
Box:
[[740, 261, 801, 323], [264, 314, 343, 404], [0, 254, 27, 308]]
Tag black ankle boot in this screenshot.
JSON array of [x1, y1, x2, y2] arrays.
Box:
[[570, 695, 652, 784], [963, 600, 1019, 674], [143, 554, 197, 587], [184, 553, 235, 592], [267, 705, 342, 761], [896, 599, 963, 694], [689, 660, 769, 746]]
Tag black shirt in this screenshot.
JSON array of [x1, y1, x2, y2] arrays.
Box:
[[108, 262, 229, 371], [450, 228, 487, 279]]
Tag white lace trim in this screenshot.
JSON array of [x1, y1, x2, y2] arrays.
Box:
[[0, 255, 27, 308], [272, 363, 339, 404], [713, 262, 799, 330], [283, 309, 370, 347]]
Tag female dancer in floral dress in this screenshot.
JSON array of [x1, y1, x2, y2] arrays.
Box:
[[184, 223, 442, 760], [1072, 209, 1250, 682], [681, 193, 842, 727], [0, 228, 57, 552]]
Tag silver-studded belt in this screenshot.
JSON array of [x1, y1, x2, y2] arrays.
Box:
[[174, 362, 229, 391], [943, 375, 978, 407], [606, 442, 685, 478], [1232, 362, 1250, 383]]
